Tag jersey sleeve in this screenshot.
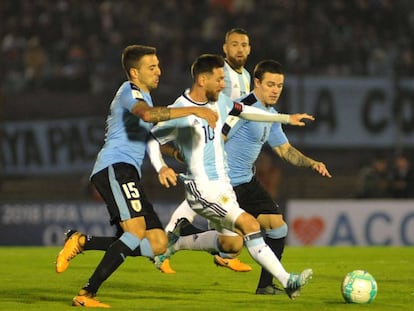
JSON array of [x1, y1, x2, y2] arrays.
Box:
[[222, 115, 245, 139], [220, 93, 244, 137], [267, 122, 289, 147], [150, 119, 179, 145], [221, 92, 257, 138], [119, 82, 146, 112]]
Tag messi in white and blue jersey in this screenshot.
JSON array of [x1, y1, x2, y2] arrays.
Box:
[[148, 54, 317, 299], [157, 28, 254, 273], [150, 57, 325, 297]]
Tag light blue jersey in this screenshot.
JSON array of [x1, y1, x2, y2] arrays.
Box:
[[225, 92, 288, 186], [223, 60, 251, 99], [91, 81, 153, 178], [150, 90, 238, 182]]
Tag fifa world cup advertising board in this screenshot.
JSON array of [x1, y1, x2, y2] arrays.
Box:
[[0, 201, 181, 245], [1, 200, 413, 246], [287, 200, 414, 246]]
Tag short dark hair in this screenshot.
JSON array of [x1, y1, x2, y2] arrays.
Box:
[[191, 54, 225, 80], [121, 45, 156, 78], [254, 60, 283, 81], [225, 28, 249, 42]]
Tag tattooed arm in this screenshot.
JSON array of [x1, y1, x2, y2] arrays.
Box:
[[131, 101, 217, 128], [273, 142, 332, 178]]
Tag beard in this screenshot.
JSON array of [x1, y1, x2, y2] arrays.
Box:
[[227, 55, 247, 69], [206, 89, 219, 102]]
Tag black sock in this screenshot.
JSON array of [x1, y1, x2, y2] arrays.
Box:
[[179, 222, 204, 236], [84, 236, 117, 251], [267, 236, 285, 260], [82, 239, 132, 294], [257, 236, 285, 289], [130, 247, 142, 257]]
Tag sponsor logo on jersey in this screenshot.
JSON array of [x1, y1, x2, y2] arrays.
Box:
[[132, 90, 144, 100]]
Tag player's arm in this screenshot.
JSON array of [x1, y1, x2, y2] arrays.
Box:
[[132, 101, 218, 128], [273, 142, 332, 178], [229, 102, 314, 126], [147, 136, 178, 188], [160, 144, 184, 164]]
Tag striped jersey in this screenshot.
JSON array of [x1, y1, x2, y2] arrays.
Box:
[[150, 90, 242, 182], [91, 81, 153, 178], [223, 60, 251, 99]]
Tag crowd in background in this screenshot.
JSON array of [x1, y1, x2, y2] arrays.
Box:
[[356, 153, 414, 198], [1, 0, 414, 95], [1, 0, 414, 200]]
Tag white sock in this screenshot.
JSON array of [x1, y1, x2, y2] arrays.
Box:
[[174, 230, 219, 254], [165, 200, 197, 232], [244, 232, 290, 287]]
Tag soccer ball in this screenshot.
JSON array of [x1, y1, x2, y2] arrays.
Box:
[[341, 270, 377, 304]]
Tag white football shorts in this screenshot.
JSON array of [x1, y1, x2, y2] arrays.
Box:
[[183, 179, 242, 237]]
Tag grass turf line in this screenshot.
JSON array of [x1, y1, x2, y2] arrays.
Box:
[[0, 246, 412, 310]]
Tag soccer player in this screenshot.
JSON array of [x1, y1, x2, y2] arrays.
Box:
[[161, 27, 252, 273], [56, 27, 252, 275], [147, 54, 314, 300], [222, 60, 331, 294], [55, 45, 218, 308], [156, 59, 331, 295], [222, 27, 251, 98]]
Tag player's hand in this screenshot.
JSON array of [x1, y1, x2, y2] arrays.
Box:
[[158, 166, 177, 188], [312, 161, 332, 178], [289, 113, 315, 126], [192, 108, 218, 128]]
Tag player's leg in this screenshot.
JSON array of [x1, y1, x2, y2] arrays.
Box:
[[166, 225, 242, 259], [182, 180, 277, 277], [156, 200, 204, 273], [160, 189, 251, 273], [233, 177, 287, 294], [213, 233, 252, 271], [154, 224, 230, 267], [164, 200, 198, 232], [156, 180, 246, 268], [55, 229, 120, 273], [157, 222, 251, 273], [206, 179, 311, 299], [72, 163, 166, 307], [56, 220, 161, 274], [233, 211, 311, 299], [184, 180, 292, 281], [184, 178, 312, 298], [182, 180, 251, 272], [256, 214, 287, 294], [73, 217, 146, 308]]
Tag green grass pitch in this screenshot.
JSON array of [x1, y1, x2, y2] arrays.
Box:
[[0, 246, 412, 310]]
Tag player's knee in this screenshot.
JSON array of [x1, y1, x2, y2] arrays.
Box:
[[151, 243, 167, 255], [270, 214, 286, 228], [147, 231, 168, 255], [154, 240, 168, 255], [235, 212, 260, 235], [120, 217, 146, 239], [266, 223, 288, 239], [218, 235, 243, 254]]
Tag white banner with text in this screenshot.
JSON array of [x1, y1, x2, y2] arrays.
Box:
[[283, 77, 414, 147], [287, 200, 414, 246]]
